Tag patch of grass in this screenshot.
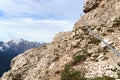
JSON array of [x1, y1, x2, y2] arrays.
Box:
[[61, 64, 115, 80], [91, 76, 115, 80], [97, 47, 109, 55], [72, 51, 87, 65], [102, 57, 108, 61], [100, 24, 106, 27], [89, 37, 101, 45], [113, 17, 120, 26], [73, 54, 86, 65], [107, 29, 114, 33], [111, 68, 117, 72], [117, 70, 120, 79], [61, 64, 87, 80], [72, 44, 92, 65]]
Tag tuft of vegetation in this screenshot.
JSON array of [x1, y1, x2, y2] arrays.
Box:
[[91, 76, 115, 80], [103, 47, 109, 55], [61, 64, 115, 80], [61, 65, 115, 80], [72, 51, 87, 65], [89, 37, 101, 45], [102, 57, 108, 61], [117, 70, 120, 79], [97, 47, 109, 55], [102, 33, 107, 36], [61, 64, 87, 80], [113, 17, 120, 26], [111, 68, 117, 72], [72, 44, 92, 65], [107, 29, 114, 33], [73, 54, 86, 65], [100, 24, 106, 27], [118, 62, 120, 67]]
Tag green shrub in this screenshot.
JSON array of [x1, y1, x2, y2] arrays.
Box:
[[100, 24, 106, 27], [61, 65, 115, 80], [89, 37, 101, 45], [70, 71, 81, 80], [111, 68, 117, 72], [107, 29, 114, 33], [91, 76, 115, 80], [113, 17, 120, 26], [72, 51, 86, 65], [61, 64, 87, 80], [117, 70, 120, 79], [97, 47, 108, 55], [61, 64, 79, 80], [61, 64, 71, 80], [102, 57, 108, 61]]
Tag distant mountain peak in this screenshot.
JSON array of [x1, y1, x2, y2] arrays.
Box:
[[0, 39, 45, 77], [0, 39, 44, 53], [6, 38, 25, 44], [0, 46, 3, 51]]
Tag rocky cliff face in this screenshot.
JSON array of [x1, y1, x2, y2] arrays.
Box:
[[1, 0, 120, 80]]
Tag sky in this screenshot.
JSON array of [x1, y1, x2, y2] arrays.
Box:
[[0, 0, 85, 42]]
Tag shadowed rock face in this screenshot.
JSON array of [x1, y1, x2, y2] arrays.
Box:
[[1, 0, 120, 80], [83, 0, 102, 13]]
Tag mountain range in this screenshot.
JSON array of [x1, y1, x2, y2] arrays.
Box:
[[0, 39, 45, 77]]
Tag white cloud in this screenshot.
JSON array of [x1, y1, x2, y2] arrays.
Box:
[[0, 0, 84, 20], [0, 0, 85, 42], [0, 18, 74, 42]]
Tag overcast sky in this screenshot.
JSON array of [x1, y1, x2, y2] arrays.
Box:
[[0, 0, 85, 42]]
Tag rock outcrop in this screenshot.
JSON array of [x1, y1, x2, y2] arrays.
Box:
[[1, 0, 120, 80]]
